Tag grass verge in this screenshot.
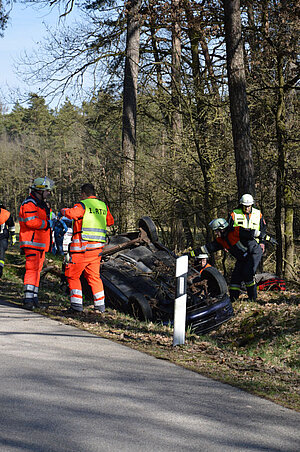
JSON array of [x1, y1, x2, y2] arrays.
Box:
[[1, 248, 299, 412]]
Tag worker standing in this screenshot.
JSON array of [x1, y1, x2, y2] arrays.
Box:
[[53, 217, 68, 255], [59, 183, 114, 313], [228, 194, 267, 253], [19, 177, 55, 309], [0, 203, 16, 278], [195, 218, 276, 303]]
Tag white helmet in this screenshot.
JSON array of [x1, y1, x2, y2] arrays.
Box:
[[239, 194, 254, 206], [209, 218, 229, 231], [196, 253, 209, 259]]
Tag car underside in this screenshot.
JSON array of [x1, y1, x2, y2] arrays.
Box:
[[81, 217, 234, 335]]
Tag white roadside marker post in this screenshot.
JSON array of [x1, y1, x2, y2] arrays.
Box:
[[173, 255, 188, 346]]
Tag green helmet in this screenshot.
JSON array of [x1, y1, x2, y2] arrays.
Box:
[[31, 177, 55, 191], [209, 218, 229, 231]]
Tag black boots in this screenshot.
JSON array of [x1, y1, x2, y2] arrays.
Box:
[[23, 298, 40, 311]]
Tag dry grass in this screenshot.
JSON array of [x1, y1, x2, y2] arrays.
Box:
[[1, 249, 299, 412]]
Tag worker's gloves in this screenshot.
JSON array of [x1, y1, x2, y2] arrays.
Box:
[[268, 236, 278, 246], [259, 231, 278, 245], [10, 234, 16, 246], [259, 231, 267, 241], [199, 245, 209, 254]]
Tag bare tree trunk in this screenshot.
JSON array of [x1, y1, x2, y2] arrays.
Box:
[[284, 185, 294, 280], [149, 0, 163, 88], [171, 0, 182, 154], [275, 53, 285, 278], [223, 0, 255, 197], [120, 0, 141, 231], [284, 61, 297, 280], [275, 54, 296, 279], [183, 0, 220, 99], [183, 0, 218, 229], [170, 0, 185, 251]]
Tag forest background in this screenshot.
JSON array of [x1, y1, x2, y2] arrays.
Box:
[[0, 0, 299, 281]]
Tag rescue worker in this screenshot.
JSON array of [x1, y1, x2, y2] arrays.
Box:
[[195, 218, 276, 303], [59, 183, 114, 313], [228, 194, 267, 253], [19, 177, 55, 309], [194, 253, 211, 274], [0, 203, 16, 278], [53, 217, 68, 255]]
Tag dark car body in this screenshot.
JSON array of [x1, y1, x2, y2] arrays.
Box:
[[83, 217, 234, 335]]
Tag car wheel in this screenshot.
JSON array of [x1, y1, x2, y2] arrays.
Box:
[[128, 293, 153, 321], [104, 235, 131, 249], [138, 216, 158, 243], [200, 266, 228, 296]]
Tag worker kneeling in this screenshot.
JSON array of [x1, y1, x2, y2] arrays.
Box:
[[60, 183, 114, 313], [193, 253, 211, 274]]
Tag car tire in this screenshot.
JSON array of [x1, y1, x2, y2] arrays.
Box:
[[104, 235, 131, 249], [138, 216, 158, 243], [200, 266, 228, 296], [128, 293, 153, 321]]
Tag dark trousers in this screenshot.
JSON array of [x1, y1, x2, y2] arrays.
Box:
[[54, 236, 64, 255], [229, 246, 263, 302], [0, 238, 8, 277]]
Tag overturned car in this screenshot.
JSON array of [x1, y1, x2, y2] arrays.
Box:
[[82, 217, 234, 335]]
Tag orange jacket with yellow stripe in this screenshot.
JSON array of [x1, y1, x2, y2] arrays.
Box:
[[19, 194, 51, 251]]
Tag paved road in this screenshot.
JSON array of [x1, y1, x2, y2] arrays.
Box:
[[0, 301, 299, 452]]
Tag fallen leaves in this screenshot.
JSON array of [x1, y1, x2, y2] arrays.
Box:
[[2, 250, 300, 411]]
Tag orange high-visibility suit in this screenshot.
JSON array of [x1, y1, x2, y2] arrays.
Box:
[[61, 196, 114, 312], [0, 208, 11, 227], [19, 194, 51, 305], [0, 207, 15, 278]]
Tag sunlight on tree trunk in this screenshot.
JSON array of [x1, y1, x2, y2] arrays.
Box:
[[120, 0, 141, 232], [275, 53, 285, 278], [170, 0, 185, 251], [223, 0, 255, 198]]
